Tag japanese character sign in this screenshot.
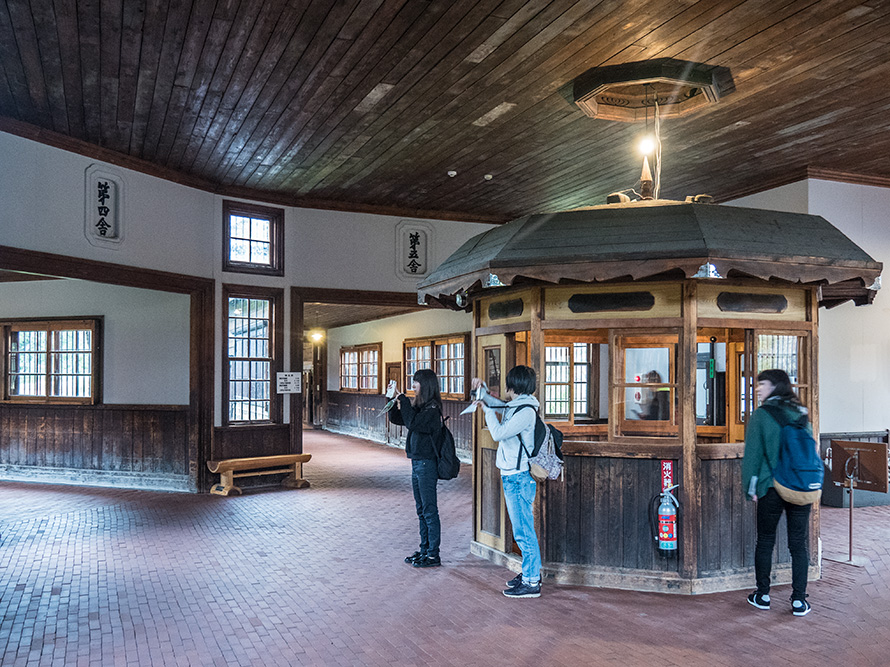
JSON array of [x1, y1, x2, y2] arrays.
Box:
[[395, 221, 432, 280], [84, 165, 124, 248]]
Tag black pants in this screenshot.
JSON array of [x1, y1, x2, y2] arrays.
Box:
[[411, 458, 440, 557], [755, 487, 811, 601]]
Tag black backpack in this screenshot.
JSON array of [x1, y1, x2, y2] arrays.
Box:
[[434, 414, 460, 480], [513, 404, 564, 470]]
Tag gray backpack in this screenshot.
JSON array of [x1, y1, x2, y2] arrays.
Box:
[[514, 404, 564, 482]]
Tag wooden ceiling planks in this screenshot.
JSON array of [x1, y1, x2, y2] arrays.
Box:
[[290, 1, 512, 197], [218, 0, 384, 187], [2, 1, 890, 220], [278, 0, 502, 196]]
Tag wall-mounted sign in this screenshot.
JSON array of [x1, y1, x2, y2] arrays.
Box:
[[661, 460, 674, 491], [276, 372, 302, 394], [395, 220, 434, 281], [84, 165, 125, 249]]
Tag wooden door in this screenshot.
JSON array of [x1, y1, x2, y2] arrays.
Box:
[[727, 342, 747, 442], [475, 334, 508, 551]]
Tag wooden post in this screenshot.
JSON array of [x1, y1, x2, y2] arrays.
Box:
[[679, 281, 700, 579], [290, 289, 304, 455], [808, 285, 821, 566]]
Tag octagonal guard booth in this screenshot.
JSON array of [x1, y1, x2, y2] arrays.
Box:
[[419, 200, 881, 594]]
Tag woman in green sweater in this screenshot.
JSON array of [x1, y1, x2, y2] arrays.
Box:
[[741, 369, 814, 617]]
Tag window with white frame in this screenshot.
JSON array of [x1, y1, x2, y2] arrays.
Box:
[[340, 343, 381, 393], [2, 319, 100, 404], [403, 334, 468, 399]]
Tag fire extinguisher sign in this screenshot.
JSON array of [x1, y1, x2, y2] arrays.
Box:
[[661, 460, 674, 491]]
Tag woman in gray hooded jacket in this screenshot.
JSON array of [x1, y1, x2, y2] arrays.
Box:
[[473, 365, 542, 599]]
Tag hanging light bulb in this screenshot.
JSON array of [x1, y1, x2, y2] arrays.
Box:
[[638, 134, 656, 155]]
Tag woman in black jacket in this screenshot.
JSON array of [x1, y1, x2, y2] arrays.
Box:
[[388, 368, 444, 568]]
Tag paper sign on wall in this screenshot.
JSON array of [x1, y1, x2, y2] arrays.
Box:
[[276, 372, 302, 394]]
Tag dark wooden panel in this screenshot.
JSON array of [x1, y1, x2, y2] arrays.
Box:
[[547, 455, 676, 572], [212, 424, 290, 460], [698, 458, 791, 575], [0, 404, 190, 475], [480, 447, 500, 537]]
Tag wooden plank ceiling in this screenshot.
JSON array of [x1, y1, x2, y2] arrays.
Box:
[[1, 0, 890, 223]]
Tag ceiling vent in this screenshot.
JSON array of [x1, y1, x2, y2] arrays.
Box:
[[572, 58, 734, 122]]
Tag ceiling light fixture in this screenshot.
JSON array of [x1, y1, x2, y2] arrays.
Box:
[[572, 58, 734, 122]]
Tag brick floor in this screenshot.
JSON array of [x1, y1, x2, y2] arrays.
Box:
[[1, 429, 888, 666]]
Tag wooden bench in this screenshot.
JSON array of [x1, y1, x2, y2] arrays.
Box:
[[207, 454, 311, 496]]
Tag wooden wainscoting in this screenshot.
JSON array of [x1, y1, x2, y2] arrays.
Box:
[[0, 403, 191, 490], [325, 391, 472, 459]]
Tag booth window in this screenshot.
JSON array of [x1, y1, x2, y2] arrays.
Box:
[[224, 286, 283, 424], [614, 333, 678, 438], [2, 319, 100, 404], [543, 334, 608, 425], [756, 333, 809, 407], [403, 334, 469, 399], [339, 343, 381, 393], [222, 201, 284, 276], [695, 329, 811, 444]]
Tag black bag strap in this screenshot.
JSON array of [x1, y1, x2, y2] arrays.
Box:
[[513, 404, 537, 470], [434, 410, 448, 455]]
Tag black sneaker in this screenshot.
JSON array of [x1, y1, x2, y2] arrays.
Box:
[[506, 573, 523, 589], [791, 599, 811, 616], [404, 551, 424, 564], [747, 592, 770, 610], [413, 554, 441, 568], [503, 581, 541, 598]]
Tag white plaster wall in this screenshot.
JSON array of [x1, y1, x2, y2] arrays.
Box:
[[0, 279, 190, 404], [730, 179, 889, 433], [325, 308, 473, 391], [0, 132, 216, 275], [727, 180, 809, 214], [2, 133, 495, 424], [806, 180, 890, 432]]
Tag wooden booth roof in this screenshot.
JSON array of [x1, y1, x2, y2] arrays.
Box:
[[417, 200, 883, 307], [2, 1, 890, 222]]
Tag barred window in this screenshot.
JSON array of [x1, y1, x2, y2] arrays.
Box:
[[224, 286, 283, 424], [3, 319, 100, 404], [543, 337, 606, 424]]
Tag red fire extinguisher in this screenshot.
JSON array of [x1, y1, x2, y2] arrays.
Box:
[[650, 483, 679, 554], [657, 484, 679, 551]]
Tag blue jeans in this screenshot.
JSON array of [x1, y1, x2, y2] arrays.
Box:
[[502, 471, 541, 585], [411, 459, 440, 557], [755, 487, 811, 600]]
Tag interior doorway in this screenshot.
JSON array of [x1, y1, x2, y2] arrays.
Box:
[[291, 287, 425, 439]]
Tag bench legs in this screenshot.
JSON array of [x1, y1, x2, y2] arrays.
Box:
[[210, 470, 242, 496], [210, 462, 309, 495], [282, 461, 311, 489]]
